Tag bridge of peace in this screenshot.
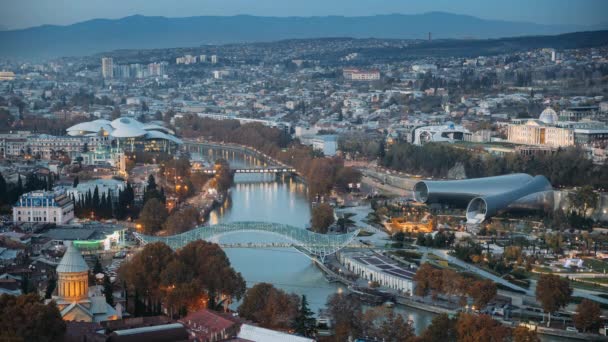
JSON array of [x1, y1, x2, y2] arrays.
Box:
[[134, 221, 360, 262], [183, 140, 297, 175]]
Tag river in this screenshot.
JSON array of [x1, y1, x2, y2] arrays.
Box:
[[195, 148, 570, 339], [206, 170, 435, 333]]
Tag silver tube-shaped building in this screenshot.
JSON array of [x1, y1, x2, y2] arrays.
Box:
[[413, 174, 553, 223]]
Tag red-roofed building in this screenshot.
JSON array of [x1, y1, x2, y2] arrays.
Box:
[[179, 309, 241, 342]]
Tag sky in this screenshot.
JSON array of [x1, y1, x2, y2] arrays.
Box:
[[1, 0, 607, 30]]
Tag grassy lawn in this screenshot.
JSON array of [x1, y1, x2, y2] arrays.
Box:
[[583, 259, 608, 272]]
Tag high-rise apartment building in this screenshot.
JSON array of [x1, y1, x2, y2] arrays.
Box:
[[101, 57, 114, 79]]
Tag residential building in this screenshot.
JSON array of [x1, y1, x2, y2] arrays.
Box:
[[560, 106, 603, 122], [13, 189, 75, 224], [343, 68, 380, 81], [101, 57, 114, 79], [299, 135, 337, 156], [179, 309, 240, 342]]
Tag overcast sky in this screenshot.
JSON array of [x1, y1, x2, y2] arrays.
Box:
[[1, 0, 607, 30]]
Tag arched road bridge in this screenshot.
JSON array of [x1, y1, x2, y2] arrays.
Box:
[[134, 221, 360, 261]]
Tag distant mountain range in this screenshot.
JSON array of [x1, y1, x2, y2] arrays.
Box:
[[0, 12, 606, 59]]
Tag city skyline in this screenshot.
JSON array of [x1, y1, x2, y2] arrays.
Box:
[[1, 0, 608, 30]]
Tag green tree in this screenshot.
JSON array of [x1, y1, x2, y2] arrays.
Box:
[[311, 203, 335, 234], [103, 274, 115, 306], [72, 176, 79, 188], [573, 299, 602, 332], [138, 198, 169, 234], [568, 185, 599, 218], [535, 274, 572, 326], [93, 257, 103, 275], [292, 295, 317, 337]]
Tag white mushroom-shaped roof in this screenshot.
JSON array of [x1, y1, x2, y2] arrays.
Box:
[[56, 242, 89, 274], [145, 130, 183, 144], [110, 117, 148, 137], [539, 107, 558, 125], [66, 117, 181, 143], [66, 119, 113, 136]]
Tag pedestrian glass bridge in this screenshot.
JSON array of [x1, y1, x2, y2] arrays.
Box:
[[134, 221, 360, 260]]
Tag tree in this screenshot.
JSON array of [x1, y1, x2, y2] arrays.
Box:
[[326, 293, 363, 341], [161, 240, 246, 315], [292, 295, 316, 337], [103, 274, 115, 306], [0, 293, 66, 342], [417, 313, 457, 342], [0, 172, 6, 205], [72, 176, 79, 188], [163, 207, 200, 234], [147, 174, 157, 192], [535, 274, 572, 326], [573, 299, 602, 333], [456, 313, 511, 342], [118, 242, 175, 315], [138, 198, 168, 234], [311, 203, 334, 234], [361, 307, 414, 342], [93, 257, 103, 275], [568, 186, 599, 218], [470, 280, 497, 309], [512, 326, 540, 342], [238, 283, 299, 329]]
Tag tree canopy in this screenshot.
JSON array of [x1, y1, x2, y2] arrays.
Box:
[[0, 294, 66, 342]]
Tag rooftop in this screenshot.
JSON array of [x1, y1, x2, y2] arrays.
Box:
[[56, 242, 89, 273]]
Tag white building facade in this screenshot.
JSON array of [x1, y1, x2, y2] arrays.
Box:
[[339, 251, 415, 295], [13, 190, 75, 224]]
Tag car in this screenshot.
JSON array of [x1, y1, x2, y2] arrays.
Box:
[[566, 327, 578, 332]]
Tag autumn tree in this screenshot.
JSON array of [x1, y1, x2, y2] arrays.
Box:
[[0, 293, 66, 342], [326, 293, 363, 342], [163, 207, 200, 234], [361, 306, 414, 342], [138, 198, 169, 234], [416, 313, 457, 342], [163, 240, 246, 314], [292, 295, 317, 337], [118, 242, 175, 315], [311, 203, 335, 234], [469, 280, 497, 309], [238, 283, 299, 329], [456, 313, 511, 342], [512, 326, 540, 342], [535, 274, 572, 326], [573, 299, 602, 333], [413, 263, 436, 297]]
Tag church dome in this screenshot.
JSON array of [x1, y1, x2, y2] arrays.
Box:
[[57, 242, 89, 273], [539, 107, 558, 125]]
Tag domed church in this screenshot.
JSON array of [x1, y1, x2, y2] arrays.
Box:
[[49, 242, 120, 322]]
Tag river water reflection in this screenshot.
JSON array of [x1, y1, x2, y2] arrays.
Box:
[[208, 173, 435, 333]]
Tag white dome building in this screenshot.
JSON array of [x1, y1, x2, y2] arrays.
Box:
[[539, 107, 559, 125], [66, 117, 182, 153]]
